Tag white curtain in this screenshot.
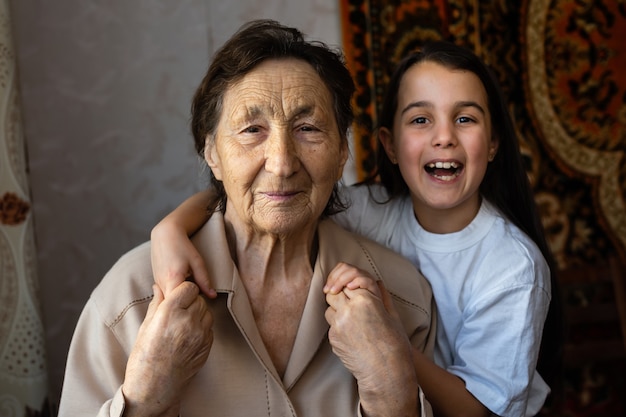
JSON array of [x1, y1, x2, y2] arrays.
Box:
[[0, 0, 50, 415]]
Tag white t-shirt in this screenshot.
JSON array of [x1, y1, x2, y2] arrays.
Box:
[[334, 183, 551, 417]]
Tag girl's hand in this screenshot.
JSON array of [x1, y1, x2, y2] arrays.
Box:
[[151, 219, 216, 298], [323, 262, 382, 297]]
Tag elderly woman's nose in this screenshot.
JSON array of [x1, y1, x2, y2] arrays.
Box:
[[264, 131, 300, 176]]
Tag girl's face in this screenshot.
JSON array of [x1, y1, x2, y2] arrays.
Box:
[[380, 61, 498, 233]]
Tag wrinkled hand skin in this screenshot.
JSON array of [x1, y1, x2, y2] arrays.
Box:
[[122, 283, 214, 417], [325, 275, 419, 417]]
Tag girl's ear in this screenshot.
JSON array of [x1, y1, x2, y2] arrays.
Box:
[[378, 127, 398, 164], [488, 137, 499, 162], [204, 137, 223, 180]]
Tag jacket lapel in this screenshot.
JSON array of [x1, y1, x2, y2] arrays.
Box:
[[192, 214, 280, 383], [282, 261, 329, 389], [192, 216, 367, 390], [283, 219, 379, 389]]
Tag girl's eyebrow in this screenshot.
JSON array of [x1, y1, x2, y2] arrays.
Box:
[[400, 101, 432, 115], [400, 100, 486, 115], [454, 101, 486, 114]]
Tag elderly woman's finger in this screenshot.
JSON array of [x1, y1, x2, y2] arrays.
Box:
[[165, 281, 201, 310], [144, 284, 165, 324], [325, 290, 350, 316]]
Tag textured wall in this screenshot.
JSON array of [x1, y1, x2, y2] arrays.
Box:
[[0, 0, 48, 415], [9, 0, 345, 406]]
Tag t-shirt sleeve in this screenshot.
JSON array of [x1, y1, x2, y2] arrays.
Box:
[[448, 255, 551, 416], [333, 184, 393, 240]]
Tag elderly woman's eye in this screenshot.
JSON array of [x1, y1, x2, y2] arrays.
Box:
[[298, 124, 318, 132], [243, 126, 261, 133]]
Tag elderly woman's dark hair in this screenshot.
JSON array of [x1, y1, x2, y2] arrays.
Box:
[[371, 40, 563, 391], [191, 19, 355, 215]]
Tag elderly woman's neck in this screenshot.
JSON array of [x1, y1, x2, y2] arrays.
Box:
[[224, 220, 319, 284], [223, 215, 319, 378]]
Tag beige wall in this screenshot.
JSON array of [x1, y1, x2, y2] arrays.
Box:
[[9, 0, 348, 406]]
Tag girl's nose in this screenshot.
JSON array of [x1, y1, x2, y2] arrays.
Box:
[[431, 122, 457, 148]]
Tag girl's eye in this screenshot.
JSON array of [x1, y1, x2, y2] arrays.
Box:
[[411, 116, 428, 124], [457, 116, 474, 124]]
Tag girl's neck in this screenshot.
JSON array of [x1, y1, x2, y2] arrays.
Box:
[[412, 195, 482, 234]]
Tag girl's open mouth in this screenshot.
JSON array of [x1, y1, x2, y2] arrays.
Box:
[[425, 161, 463, 181]]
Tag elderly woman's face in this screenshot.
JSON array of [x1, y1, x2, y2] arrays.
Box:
[[206, 58, 348, 235]]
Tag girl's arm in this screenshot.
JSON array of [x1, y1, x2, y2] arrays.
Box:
[[328, 271, 490, 417], [412, 350, 491, 417], [342, 279, 489, 417], [150, 190, 216, 297]]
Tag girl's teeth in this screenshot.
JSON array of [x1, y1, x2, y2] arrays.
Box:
[[431, 161, 458, 169]]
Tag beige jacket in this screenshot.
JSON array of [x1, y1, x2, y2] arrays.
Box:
[[59, 215, 436, 417]]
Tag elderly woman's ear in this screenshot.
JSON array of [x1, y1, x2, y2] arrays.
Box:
[[337, 142, 349, 181], [204, 137, 223, 181]]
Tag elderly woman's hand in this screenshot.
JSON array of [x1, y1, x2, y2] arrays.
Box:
[[325, 265, 419, 417], [122, 283, 213, 417]]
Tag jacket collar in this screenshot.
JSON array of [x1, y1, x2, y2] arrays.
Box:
[[191, 213, 338, 388]]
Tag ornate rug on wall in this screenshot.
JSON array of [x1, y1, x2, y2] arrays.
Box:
[[340, 0, 625, 415]]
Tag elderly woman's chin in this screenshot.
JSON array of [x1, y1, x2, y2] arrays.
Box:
[[225, 195, 329, 237], [260, 210, 320, 236]]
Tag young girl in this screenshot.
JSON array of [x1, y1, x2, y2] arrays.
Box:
[[150, 41, 560, 417]]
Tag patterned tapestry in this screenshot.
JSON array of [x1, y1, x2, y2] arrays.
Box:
[[340, 0, 625, 415], [0, 0, 51, 415]]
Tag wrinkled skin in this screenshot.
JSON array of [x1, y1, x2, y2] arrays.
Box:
[[122, 283, 213, 417], [325, 263, 420, 417]]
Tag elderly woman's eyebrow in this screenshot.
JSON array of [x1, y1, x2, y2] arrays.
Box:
[[241, 102, 315, 115], [291, 105, 317, 119], [243, 105, 263, 118]]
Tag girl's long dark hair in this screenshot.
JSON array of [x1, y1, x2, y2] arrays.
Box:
[[370, 40, 563, 389]]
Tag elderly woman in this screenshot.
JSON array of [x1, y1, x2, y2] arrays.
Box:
[[58, 20, 436, 417]]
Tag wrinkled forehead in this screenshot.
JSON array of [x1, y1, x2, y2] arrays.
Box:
[[223, 58, 335, 119]]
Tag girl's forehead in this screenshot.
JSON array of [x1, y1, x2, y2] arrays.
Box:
[[399, 61, 488, 105]]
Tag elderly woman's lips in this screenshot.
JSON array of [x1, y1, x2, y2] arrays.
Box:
[[263, 191, 299, 200]]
